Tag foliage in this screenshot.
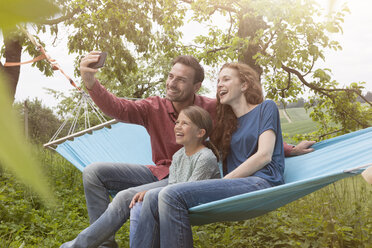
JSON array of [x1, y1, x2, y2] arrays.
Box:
[[1, 148, 371, 247], [31, 0, 189, 97], [13, 98, 63, 144], [4, 0, 370, 141], [2, 0, 372, 140], [0, 149, 87, 247], [0, 0, 58, 31], [0, 148, 132, 247], [181, 0, 371, 139], [278, 97, 306, 109], [97, 56, 172, 99], [0, 0, 193, 124]]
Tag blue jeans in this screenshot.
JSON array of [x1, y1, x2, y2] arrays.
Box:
[[60, 162, 168, 248], [131, 177, 272, 248], [129, 202, 143, 247]]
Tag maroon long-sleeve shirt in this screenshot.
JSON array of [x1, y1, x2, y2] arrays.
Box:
[[88, 81, 216, 180], [88, 81, 293, 180]]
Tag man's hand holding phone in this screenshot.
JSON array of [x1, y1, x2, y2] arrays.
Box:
[[80, 51, 107, 90], [88, 52, 107, 69]]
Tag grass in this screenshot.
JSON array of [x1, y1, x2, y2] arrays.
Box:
[[192, 177, 372, 247], [1, 107, 371, 247], [0, 148, 132, 248], [279, 107, 318, 143]]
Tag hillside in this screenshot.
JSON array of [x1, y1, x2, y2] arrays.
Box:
[[279, 107, 318, 142]]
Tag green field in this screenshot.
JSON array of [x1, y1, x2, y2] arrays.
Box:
[[279, 108, 318, 142]]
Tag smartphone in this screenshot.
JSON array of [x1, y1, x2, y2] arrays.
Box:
[[88, 52, 107, 69]]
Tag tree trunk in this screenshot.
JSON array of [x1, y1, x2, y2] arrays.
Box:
[[1, 32, 23, 102], [237, 11, 267, 80]]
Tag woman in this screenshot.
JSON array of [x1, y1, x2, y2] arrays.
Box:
[[131, 63, 285, 248]]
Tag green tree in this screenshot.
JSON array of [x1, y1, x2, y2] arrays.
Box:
[[13, 99, 63, 144], [357, 91, 372, 103], [2, 0, 371, 140], [1, 0, 188, 101], [177, 0, 371, 139]]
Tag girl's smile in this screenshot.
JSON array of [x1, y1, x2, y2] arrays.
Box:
[[174, 112, 202, 147]]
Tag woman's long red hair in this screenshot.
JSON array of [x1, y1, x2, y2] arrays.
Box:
[[211, 63, 263, 174]]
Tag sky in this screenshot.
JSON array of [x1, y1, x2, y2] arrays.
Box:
[[7, 0, 372, 107]]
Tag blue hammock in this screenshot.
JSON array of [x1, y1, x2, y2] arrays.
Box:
[[48, 123, 372, 225]]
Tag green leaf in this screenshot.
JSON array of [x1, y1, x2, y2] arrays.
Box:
[[0, 74, 54, 205], [0, 0, 59, 30]]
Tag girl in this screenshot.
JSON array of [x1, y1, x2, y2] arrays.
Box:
[[129, 105, 220, 246], [131, 63, 285, 248]]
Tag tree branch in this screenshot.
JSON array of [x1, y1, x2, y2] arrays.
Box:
[[358, 93, 372, 106], [282, 64, 333, 98], [317, 128, 344, 140], [232, 0, 242, 9], [282, 64, 371, 128], [3, 34, 22, 101], [227, 11, 234, 42], [207, 46, 231, 54], [133, 79, 162, 98], [180, 0, 237, 13], [282, 64, 372, 107], [302, 57, 315, 77], [179, 44, 205, 49], [213, 4, 237, 13], [41, 9, 81, 25], [282, 70, 291, 93], [261, 31, 276, 54]]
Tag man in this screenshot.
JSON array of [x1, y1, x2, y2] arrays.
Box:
[[61, 53, 314, 247]]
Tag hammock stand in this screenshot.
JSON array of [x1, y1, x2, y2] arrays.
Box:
[[44, 119, 372, 225]]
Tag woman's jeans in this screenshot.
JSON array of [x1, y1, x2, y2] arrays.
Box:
[[60, 162, 168, 248], [131, 176, 272, 248]]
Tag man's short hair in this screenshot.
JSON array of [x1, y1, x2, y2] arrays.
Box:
[[172, 55, 204, 84]]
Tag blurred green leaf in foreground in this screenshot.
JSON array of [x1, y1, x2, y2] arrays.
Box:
[[0, 75, 54, 204], [0, 0, 59, 30], [0, 0, 59, 203]]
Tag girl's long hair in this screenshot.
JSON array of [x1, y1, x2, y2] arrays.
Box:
[[181, 105, 219, 160], [211, 63, 263, 174]]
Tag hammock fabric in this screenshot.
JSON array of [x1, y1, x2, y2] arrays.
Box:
[[50, 124, 372, 225], [53, 122, 153, 172]]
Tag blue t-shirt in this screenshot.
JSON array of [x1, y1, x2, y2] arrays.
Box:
[[226, 100, 285, 186]]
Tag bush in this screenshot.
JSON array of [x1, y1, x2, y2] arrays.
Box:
[[13, 99, 63, 145], [1, 148, 371, 247]]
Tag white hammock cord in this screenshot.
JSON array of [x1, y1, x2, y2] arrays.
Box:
[[82, 94, 90, 130], [48, 97, 84, 142], [85, 94, 107, 123], [69, 99, 84, 135], [49, 91, 111, 143]]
